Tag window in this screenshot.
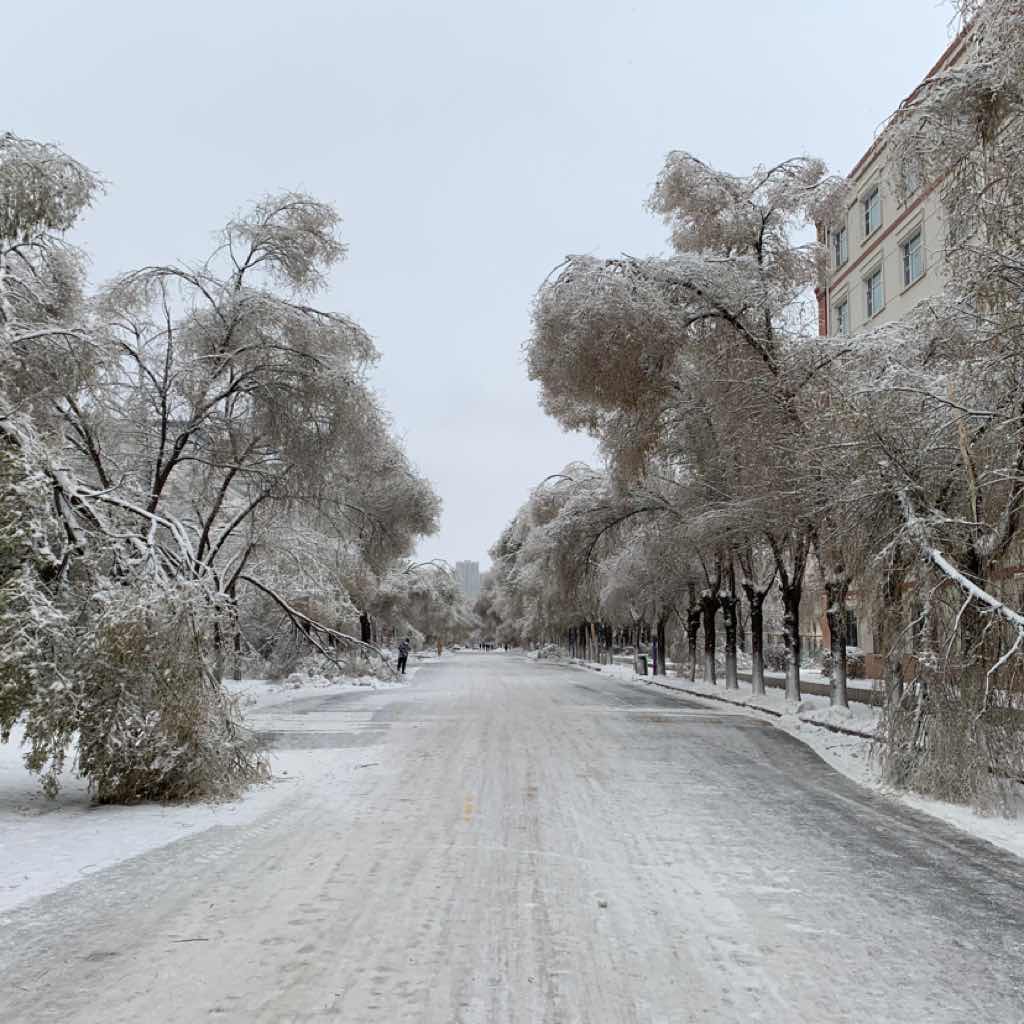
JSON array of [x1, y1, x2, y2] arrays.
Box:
[[863, 186, 881, 236], [865, 267, 884, 318], [845, 608, 859, 648], [833, 298, 850, 338], [902, 231, 924, 287], [832, 225, 848, 268]]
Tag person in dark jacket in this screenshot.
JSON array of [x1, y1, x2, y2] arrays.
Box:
[[397, 637, 411, 674]]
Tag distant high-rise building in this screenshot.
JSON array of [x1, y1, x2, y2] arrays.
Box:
[[454, 560, 481, 603]]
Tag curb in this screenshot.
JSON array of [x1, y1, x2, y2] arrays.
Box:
[[645, 677, 877, 740]]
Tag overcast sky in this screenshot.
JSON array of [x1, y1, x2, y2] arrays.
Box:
[[10, 1, 955, 568]]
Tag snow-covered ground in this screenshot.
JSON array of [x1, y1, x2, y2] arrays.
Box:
[[6, 650, 1022, 926], [226, 663, 419, 712], [5, 653, 1024, 1022], [576, 659, 1024, 861], [0, 667, 419, 913]]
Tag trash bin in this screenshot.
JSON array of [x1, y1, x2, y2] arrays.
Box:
[[637, 655, 648, 675]]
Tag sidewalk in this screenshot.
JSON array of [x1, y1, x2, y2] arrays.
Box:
[[608, 653, 884, 706]]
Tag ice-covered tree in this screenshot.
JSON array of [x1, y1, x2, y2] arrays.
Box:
[[795, 0, 1024, 804], [0, 135, 440, 800], [528, 152, 847, 701]]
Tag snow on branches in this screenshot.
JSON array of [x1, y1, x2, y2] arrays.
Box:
[[513, 5, 1024, 807], [0, 135, 440, 800]]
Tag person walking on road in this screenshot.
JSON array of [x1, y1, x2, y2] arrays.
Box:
[[397, 637, 411, 674]]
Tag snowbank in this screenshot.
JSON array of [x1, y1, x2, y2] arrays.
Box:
[[226, 668, 415, 713], [0, 670, 413, 913]]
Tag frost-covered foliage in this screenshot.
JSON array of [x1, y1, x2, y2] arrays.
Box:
[[0, 132, 98, 242], [0, 134, 439, 801], [369, 561, 474, 643], [484, 464, 710, 675], [0, 441, 69, 793], [0, 428, 267, 800], [503, 1, 1024, 810], [526, 149, 846, 702], [791, 1, 1024, 806], [73, 578, 266, 803]]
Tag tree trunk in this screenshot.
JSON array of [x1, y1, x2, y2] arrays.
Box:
[[228, 586, 243, 681], [743, 584, 767, 696], [212, 616, 225, 680], [780, 581, 802, 702], [686, 583, 701, 681], [359, 611, 372, 645], [720, 561, 739, 689], [656, 614, 668, 676], [700, 590, 718, 685], [824, 573, 850, 708], [720, 593, 738, 689], [959, 546, 991, 705], [880, 560, 905, 706]]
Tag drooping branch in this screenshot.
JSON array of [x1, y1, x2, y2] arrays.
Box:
[[899, 489, 1024, 634], [237, 572, 389, 663]]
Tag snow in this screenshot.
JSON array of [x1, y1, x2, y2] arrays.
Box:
[[0, 670, 416, 913], [579, 660, 1024, 862], [226, 667, 417, 713], [5, 652, 1024, 936], [6, 653, 1024, 1021], [784, 716, 1024, 860]]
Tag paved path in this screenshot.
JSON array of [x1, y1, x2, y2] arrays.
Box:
[[3, 654, 1024, 1023]]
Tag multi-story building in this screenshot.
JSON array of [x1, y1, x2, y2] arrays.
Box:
[[817, 29, 968, 342], [813, 28, 970, 676], [454, 560, 481, 603]]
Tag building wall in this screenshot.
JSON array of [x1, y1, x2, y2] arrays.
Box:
[[813, 29, 969, 675], [454, 560, 481, 603], [820, 28, 968, 340], [823, 164, 947, 339]]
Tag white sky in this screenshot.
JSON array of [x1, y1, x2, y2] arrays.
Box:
[[9, 1, 956, 568]]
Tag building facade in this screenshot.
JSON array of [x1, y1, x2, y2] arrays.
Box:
[[454, 560, 481, 603], [813, 29, 969, 676], [817, 30, 968, 342]]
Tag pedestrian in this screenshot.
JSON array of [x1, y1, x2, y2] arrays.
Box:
[[436, 637, 443, 657], [397, 636, 411, 674]]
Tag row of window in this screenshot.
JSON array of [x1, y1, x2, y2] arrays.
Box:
[[830, 185, 883, 270], [831, 229, 924, 336], [831, 165, 922, 272]]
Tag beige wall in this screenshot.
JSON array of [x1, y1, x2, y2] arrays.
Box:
[[822, 30, 969, 340], [824, 152, 947, 338]]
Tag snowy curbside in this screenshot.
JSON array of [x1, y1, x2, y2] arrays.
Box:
[[0, 673, 404, 913], [610, 668, 1024, 862], [646, 679, 877, 739], [573, 658, 879, 739], [649, 679, 781, 718]]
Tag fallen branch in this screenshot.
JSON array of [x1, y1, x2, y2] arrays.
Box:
[[236, 573, 391, 668]]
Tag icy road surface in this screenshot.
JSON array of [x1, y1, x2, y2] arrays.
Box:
[[3, 654, 1024, 1023]]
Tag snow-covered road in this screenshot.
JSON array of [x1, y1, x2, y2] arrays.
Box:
[[3, 654, 1024, 1023]]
